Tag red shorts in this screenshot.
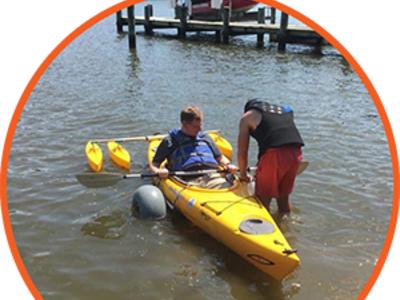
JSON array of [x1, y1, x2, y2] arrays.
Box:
[[255, 145, 302, 198]]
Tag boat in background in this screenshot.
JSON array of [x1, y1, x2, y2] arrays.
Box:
[[173, 0, 258, 20]]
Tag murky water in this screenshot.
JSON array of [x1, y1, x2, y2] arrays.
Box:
[[6, 1, 393, 299]]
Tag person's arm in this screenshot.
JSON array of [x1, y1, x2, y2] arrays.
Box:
[[148, 138, 172, 179], [217, 154, 230, 165], [237, 116, 251, 181], [205, 134, 238, 173], [216, 154, 238, 173], [237, 110, 261, 181], [148, 161, 169, 179]]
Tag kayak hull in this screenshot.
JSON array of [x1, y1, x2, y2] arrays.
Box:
[[147, 135, 300, 280], [208, 132, 233, 160]]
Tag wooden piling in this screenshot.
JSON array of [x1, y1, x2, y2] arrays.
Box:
[[257, 7, 265, 48], [116, 11, 123, 34], [174, 5, 180, 19], [144, 5, 154, 35], [127, 5, 136, 50], [313, 38, 323, 55], [278, 12, 289, 51], [270, 7, 276, 24], [178, 5, 188, 39], [222, 7, 230, 44], [215, 30, 221, 43]]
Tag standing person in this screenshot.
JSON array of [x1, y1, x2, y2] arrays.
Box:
[[149, 105, 237, 188], [237, 99, 304, 214]]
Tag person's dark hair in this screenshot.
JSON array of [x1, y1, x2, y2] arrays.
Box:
[[180, 106, 203, 123], [244, 98, 261, 112]]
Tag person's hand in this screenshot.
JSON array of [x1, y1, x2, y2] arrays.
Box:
[[157, 168, 169, 179], [239, 172, 251, 183], [224, 163, 239, 174]]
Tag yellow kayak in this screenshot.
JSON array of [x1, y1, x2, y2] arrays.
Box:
[[107, 141, 131, 170], [85, 141, 103, 172], [147, 135, 300, 280], [208, 132, 233, 160]]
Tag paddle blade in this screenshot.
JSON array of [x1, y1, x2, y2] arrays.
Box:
[[76, 172, 124, 188], [297, 161, 309, 175]]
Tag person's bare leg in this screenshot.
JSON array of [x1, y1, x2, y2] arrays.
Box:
[[258, 196, 272, 212], [277, 194, 291, 214]]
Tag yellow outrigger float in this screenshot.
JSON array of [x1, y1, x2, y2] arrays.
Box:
[[85, 141, 103, 172], [147, 134, 300, 280], [107, 141, 131, 170]]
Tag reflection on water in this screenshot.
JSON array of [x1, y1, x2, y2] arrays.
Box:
[[81, 210, 127, 239], [6, 1, 393, 299]]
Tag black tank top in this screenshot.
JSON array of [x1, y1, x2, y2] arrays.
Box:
[[245, 100, 304, 159]]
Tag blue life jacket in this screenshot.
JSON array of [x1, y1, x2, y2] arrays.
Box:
[[168, 129, 219, 171]]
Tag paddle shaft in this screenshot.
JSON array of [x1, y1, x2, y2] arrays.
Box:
[[76, 168, 227, 188], [77, 162, 308, 188], [91, 129, 221, 143], [124, 168, 229, 179], [113, 161, 307, 180]]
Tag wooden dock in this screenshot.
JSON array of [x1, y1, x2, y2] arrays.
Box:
[[117, 5, 324, 51]]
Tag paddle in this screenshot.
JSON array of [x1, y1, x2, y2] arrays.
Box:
[[297, 160, 309, 175], [91, 129, 221, 143], [76, 161, 309, 188], [76, 168, 228, 188]]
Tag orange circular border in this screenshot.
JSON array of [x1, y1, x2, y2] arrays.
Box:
[[1, 0, 398, 299]]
